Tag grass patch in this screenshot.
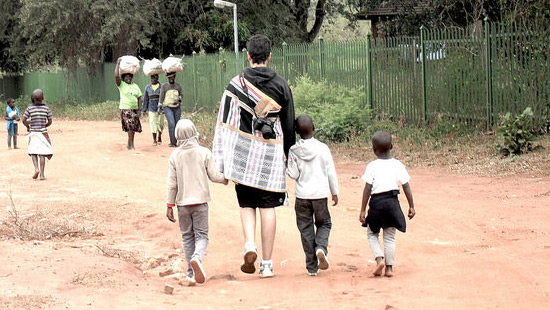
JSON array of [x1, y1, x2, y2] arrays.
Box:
[[0, 193, 102, 241], [12, 97, 120, 121], [95, 244, 143, 266]]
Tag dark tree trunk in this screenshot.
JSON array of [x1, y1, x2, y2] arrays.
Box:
[[293, 0, 327, 43]]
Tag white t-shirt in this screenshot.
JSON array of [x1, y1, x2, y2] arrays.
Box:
[[361, 158, 410, 194]]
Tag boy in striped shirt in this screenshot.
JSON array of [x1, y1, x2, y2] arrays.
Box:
[[22, 89, 53, 180]]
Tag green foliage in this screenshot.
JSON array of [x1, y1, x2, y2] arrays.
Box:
[[15, 98, 120, 121], [497, 107, 543, 156], [292, 75, 370, 142], [0, 0, 24, 72], [13, 0, 159, 71]]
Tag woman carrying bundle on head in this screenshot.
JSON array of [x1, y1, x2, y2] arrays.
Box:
[[160, 56, 184, 147], [115, 56, 143, 150]]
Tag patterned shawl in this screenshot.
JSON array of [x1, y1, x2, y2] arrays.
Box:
[[213, 74, 288, 192]]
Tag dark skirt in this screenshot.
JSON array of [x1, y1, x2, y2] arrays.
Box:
[[120, 109, 142, 133], [235, 183, 285, 208], [362, 190, 406, 233]]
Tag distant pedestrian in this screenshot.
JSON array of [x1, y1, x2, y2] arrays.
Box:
[[115, 57, 143, 150], [142, 74, 164, 145], [22, 89, 53, 180], [159, 72, 183, 147], [5, 98, 20, 149], [166, 119, 228, 284], [287, 114, 339, 276], [359, 130, 415, 277]]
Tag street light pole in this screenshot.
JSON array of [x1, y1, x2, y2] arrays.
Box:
[[214, 0, 239, 75]]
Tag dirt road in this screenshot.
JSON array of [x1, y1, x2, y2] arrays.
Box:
[[1, 120, 549, 309]]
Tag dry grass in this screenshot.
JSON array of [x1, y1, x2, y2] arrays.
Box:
[[332, 133, 550, 177], [0, 194, 102, 241], [94, 244, 144, 266], [71, 269, 123, 288], [0, 295, 61, 310]]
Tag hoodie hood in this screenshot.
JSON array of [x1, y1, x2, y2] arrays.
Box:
[[244, 67, 277, 87], [175, 119, 199, 148], [290, 138, 320, 162]]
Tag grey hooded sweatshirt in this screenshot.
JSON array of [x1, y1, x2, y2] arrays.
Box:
[[167, 119, 226, 206], [287, 137, 339, 199]]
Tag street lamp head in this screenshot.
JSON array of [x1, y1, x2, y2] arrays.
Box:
[[214, 0, 235, 8]]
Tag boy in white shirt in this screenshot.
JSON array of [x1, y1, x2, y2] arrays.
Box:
[[287, 114, 339, 276], [359, 130, 415, 277], [166, 119, 228, 284]]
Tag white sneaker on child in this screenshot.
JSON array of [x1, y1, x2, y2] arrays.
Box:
[[307, 270, 319, 276], [259, 262, 274, 278], [190, 257, 206, 284], [185, 275, 196, 285], [316, 249, 329, 270], [240, 243, 258, 274]]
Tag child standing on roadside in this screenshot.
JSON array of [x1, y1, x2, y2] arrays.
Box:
[[166, 119, 227, 284], [5, 98, 20, 149], [22, 89, 53, 180], [359, 130, 415, 277], [287, 114, 339, 276]]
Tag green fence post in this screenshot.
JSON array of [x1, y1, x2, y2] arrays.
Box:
[[282, 42, 288, 81], [319, 37, 325, 79], [218, 47, 224, 94], [242, 48, 247, 70], [420, 26, 428, 123], [366, 31, 373, 110], [192, 51, 197, 105], [484, 18, 493, 130]]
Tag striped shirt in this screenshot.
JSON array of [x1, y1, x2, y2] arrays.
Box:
[[23, 104, 53, 133]]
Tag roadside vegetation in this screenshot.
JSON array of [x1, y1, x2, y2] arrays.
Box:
[[15, 77, 548, 178]]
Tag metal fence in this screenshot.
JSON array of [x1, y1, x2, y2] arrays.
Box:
[[1, 20, 548, 127]]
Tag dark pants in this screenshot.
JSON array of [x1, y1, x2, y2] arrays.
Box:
[[164, 106, 181, 146], [295, 198, 332, 273]]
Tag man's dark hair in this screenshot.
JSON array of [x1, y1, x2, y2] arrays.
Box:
[[7, 98, 14, 104], [246, 34, 271, 64]]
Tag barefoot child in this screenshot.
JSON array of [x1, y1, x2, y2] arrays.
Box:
[[359, 130, 415, 277], [22, 89, 53, 180], [166, 119, 228, 284], [5, 98, 20, 149], [287, 114, 339, 276]]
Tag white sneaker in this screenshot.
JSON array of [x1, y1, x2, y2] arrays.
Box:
[[307, 270, 318, 276], [316, 249, 329, 270], [240, 244, 258, 274], [259, 262, 274, 278], [185, 275, 196, 283], [190, 257, 206, 284]]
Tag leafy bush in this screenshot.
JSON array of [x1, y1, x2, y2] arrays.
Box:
[[497, 107, 542, 156], [292, 76, 370, 142], [13, 97, 120, 121]]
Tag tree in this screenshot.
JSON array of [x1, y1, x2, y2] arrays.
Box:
[[0, 0, 24, 72], [14, 0, 159, 71], [240, 0, 347, 44]]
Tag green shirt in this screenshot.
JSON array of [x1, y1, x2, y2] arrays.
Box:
[[118, 82, 142, 110]]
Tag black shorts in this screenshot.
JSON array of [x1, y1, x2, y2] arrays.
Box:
[[235, 184, 285, 208]]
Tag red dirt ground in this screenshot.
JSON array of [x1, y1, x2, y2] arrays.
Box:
[[1, 120, 549, 310]]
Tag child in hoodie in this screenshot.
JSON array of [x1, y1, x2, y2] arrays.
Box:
[[166, 119, 228, 284], [287, 114, 339, 276]]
